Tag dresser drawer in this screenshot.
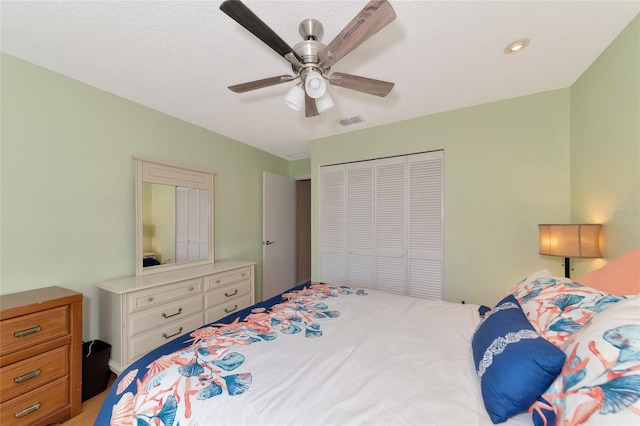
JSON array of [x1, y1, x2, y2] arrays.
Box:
[[205, 294, 252, 323], [0, 306, 68, 356], [206, 280, 251, 307], [128, 313, 204, 363], [0, 376, 68, 426], [0, 345, 68, 403], [205, 267, 252, 291], [128, 278, 203, 313], [129, 295, 203, 336]]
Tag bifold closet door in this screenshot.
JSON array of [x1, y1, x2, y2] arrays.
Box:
[[407, 151, 444, 299], [319, 165, 346, 284], [346, 162, 375, 288], [319, 150, 443, 299], [176, 187, 209, 263], [374, 157, 407, 295]]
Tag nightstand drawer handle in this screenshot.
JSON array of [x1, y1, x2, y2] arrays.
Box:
[[14, 369, 41, 383], [225, 304, 238, 314], [14, 325, 41, 338], [162, 308, 183, 319], [225, 289, 238, 297], [14, 402, 41, 418], [162, 327, 183, 339]]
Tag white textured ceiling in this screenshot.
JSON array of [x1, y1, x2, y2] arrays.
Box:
[[2, 1, 639, 159]]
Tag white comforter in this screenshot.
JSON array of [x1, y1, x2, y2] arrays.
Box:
[[102, 284, 532, 425]]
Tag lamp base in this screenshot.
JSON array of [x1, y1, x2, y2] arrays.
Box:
[[564, 257, 571, 279]]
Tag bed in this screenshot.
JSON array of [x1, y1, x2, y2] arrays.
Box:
[[96, 255, 640, 426]]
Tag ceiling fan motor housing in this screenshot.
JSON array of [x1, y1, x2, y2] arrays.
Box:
[[293, 18, 329, 78], [299, 18, 324, 41]]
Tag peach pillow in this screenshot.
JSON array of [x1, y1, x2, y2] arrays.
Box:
[[576, 247, 640, 295]]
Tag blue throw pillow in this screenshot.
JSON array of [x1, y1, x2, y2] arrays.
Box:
[[471, 295, 566, 424]]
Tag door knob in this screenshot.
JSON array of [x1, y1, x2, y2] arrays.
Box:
[[264, 241, 275, 245]]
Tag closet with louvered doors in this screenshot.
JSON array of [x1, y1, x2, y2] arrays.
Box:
[[319, 150, 444, 300]]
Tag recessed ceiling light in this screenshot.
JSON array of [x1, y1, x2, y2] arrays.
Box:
[[504, 38, 530, 54]]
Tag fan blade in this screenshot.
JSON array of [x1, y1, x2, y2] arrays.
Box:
[[329, 72, 394, 97], [305, 93, 319, 117], [220, 0, 302, 63], [228, 75, 295, 93], [319, 0, 396, 67]]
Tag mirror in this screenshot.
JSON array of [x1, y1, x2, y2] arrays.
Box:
[[135, 157, 215, 276]]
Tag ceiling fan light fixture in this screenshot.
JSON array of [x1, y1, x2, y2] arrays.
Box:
[[304, 70, 326, 99], [315, 92, 335, 113], [285, 84, 305, 111]]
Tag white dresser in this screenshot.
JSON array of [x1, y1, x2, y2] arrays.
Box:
[[97, 260, 255, 374]]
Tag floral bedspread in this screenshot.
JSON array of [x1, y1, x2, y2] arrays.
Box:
[[98, 283, 366, 425]]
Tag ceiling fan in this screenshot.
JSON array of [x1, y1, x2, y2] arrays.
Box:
[[220, 0, 396, 117]]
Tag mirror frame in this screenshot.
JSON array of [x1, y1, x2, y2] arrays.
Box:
[[134, 156, 215, 276]]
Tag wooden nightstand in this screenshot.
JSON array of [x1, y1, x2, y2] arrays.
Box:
[[0, 286, 83, 425]]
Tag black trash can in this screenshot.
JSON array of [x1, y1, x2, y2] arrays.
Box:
[[82, 340, 111, 401]]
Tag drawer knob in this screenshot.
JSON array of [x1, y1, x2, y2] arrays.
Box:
[[14, 369, 41, 384], [162, 308, 183, 319], [148, 297, 154, 302], [163, 327, 183, 339], [225, 304, 238, 314], [216, 279, 221, 284], [14, 402, 41, 419], [242, 273, 246, 277], [14, 325, 41, 338], [189, 286, 194, 291], [225, 289, 238, 298]]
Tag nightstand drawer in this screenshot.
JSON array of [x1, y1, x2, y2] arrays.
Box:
[[0, 345, 68, 402], [0, 306, 68, 356], [205, 267, 252, 291], [0, 376, 68, 426], [205, 294, 252, 323], [129, 295, 203, 336], [128, 313, 204, 363], [128, 278, 203, 313]]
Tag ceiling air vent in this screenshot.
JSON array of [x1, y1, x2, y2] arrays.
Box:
[[337, 116, 364, 127]]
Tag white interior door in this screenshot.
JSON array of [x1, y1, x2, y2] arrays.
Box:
[[263, 172, 296, 300]]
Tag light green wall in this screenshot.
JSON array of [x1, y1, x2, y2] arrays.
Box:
[[311, 90, 572, 306], [570, 15, 640, 277], [289, 158, 311, 177], [0, 54, 289, 340]]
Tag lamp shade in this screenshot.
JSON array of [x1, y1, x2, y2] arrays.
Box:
[[304, 70, 326, 99], [315, 92, 334, 113], [285, 84, 305, 111], [538, 224, 602, 258]]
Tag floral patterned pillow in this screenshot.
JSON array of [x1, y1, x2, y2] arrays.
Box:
[[530, 294, 640, 425], [507, 270, 626, 347]]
